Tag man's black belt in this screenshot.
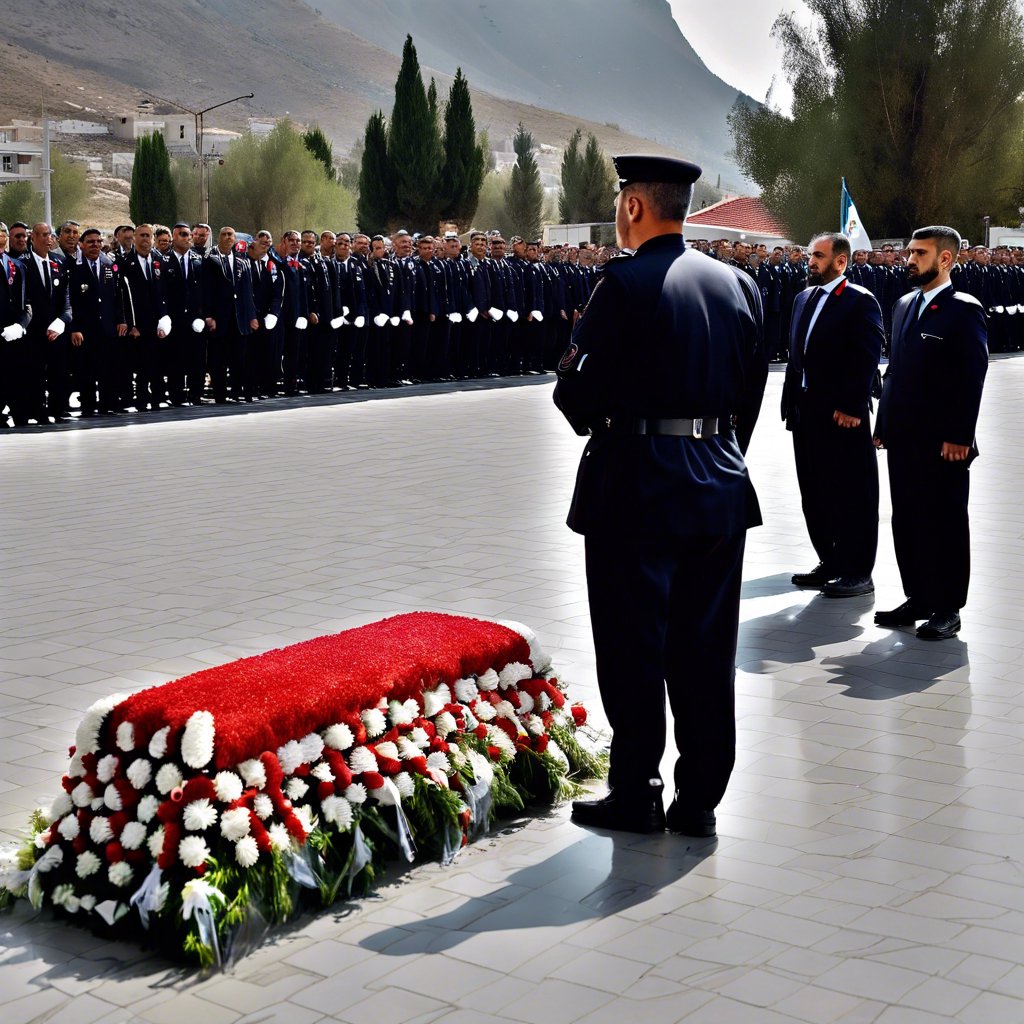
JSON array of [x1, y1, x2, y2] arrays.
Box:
[[602, 416, 722, 438]]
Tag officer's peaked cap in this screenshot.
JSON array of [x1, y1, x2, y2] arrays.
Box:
[[613, 154, 702, 191]]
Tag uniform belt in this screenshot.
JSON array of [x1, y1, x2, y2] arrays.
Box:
[[605, 416, 721, 438]]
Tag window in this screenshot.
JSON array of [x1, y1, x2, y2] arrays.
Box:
[[179, 124, 185, 139], [2, 155, 13, 173]]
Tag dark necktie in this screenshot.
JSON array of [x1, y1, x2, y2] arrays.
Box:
[[792, 286, 821, 358], [92, 260, 100, 282], [43, 258, 52, 295]]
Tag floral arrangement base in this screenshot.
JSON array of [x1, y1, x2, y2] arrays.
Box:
[[0, 613, 603, 966]]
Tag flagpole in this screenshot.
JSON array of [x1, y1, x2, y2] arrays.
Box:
[[840, 177, 846, 234]]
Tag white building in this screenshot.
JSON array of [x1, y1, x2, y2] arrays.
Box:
[[0, 122, 44, 186]]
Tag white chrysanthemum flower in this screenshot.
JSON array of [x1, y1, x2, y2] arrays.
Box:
[[321, 794, 354, 830], [548, 739, 570, 770], [344, 783, 367, 805], [538, 691, 553, 712], [89, 816, 113, 845], [276, 740, 303, 775], [51, 883, 80, 913], [155, 763, 182, 795], [48, 793, 73, 823], [409, 726, 430, 748], [494, 700, 517, 720], [104, 783, 123, 812], [57, 814, 80, 841], [116, 720, 135, 752], [467, 749, 495, 788], [220, 807, 251, 842], [36, 845, 64, 873], [136, 794, 159, 824], [147, 826, 166, 859], [148, 726, 170, 759], [394, 772, 416, 799], [299, 732, 325, 764], [97, 754, 119, 784], [422, 683, 452, 718], [268, 823, 291, 851], [426, 751, 452, 776], [388, 698, 418, 726], [126, 758, 152, 790], [238, 759, 267, 789], [253, 793, 273, 819], [360, 707, 387, 738], [498, 662, 532, 689], [74, 693, 126, 757], [324, 722, 354, 751], [348, 746, 377, 774], [473, 700, 496, 722], [213, 771, 243, 803], [293, 804, 316, 833], [68, 750, 85, 778], [552, 709, 569, 728], [525, 714, 546, 737], [374, 741, 399, 760], [285, 778, 308, 801], [518, 691, 536, 715], [311, 762, 334, 782], [120, 821, 147, 851], [235, 835, 259, 868], [449, 746, 466, 769], [108, 861, 133, 887], [178, 835, 210, 869], [486, 724, 516, 757], [90, 797, 105, 812], [454, 677, 479, 704], [183, 798, 218, 832], [76, 850, 101, 878], [397, 736, 422, 759], [79, 894, 96, 912], [476, 668, 499, 691], [181, 710, 215, 769], [434, 711, 458, 738], [71, 782, 94, 809], [497, 619, 551, 673]]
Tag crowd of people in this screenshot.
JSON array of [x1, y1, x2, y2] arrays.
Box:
[[0, 218, 609, 428]]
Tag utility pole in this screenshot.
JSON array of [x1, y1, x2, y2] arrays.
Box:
[[42, 117, 52, 226]]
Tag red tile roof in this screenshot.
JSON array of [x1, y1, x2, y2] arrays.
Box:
[[686, 196, 789, 237]]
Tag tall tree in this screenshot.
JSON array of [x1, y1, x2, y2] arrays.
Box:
[[148, 132, 178, 226], [503, 123, 544, 240], [357, 111, 395, 234], [303, 126, 336, 181], [439, 68, 486, 229], [729, 0, 1024, 240], [388, 35, 442, 228], [558, 129, 585, 222], [128, 132, 153, 224]]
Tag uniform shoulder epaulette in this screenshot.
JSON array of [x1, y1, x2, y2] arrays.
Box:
[[952, 290, 983, 308]]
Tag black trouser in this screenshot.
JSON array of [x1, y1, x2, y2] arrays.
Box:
[[72, 333, 116, 413], [307, 323, 337, 392], [349, 326, 368, 387], [585, 530, 746, 808], [887, 444, 972, 612], [283, 324, 307, 393], [427, 318, 450, 380], [367, 324, 391, 386], [792, 405, 879, 579], [130, 331, 160, 408], [209, 324, 247, 401], [393, 321, 413, 381], [7, 333, 45, 421], [187, 328, 208, 403]]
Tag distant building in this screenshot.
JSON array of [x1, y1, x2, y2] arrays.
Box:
[[684, 195, 792, 246], [0, 122, 44, 186], [113, 115, 166, 143]]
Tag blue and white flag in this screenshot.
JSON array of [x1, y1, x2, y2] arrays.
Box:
[[841, 178, 872, 252]]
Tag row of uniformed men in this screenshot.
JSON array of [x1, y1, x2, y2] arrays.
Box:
[[0, 219, 597, 426]]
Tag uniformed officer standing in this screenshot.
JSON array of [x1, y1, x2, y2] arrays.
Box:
[[554, 155, 767, 837], [0, 222, 32, 426]]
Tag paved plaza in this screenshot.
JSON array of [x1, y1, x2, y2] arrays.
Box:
[[2, 358, 1023, 1023]]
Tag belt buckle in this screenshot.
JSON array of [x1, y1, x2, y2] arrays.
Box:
[[692, 417, 703, 439]]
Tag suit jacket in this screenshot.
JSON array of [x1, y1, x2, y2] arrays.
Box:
[[269, 249, 310, 325], [781, 278, 884, 427], [0, 252, 31, 331], [203, 249, 257, 335], [365, 258, 396, 320], [250, 256, 285, 319], [20, 251, 72, 338], [69, 253, 125, 337], [337, 257, 367, 322], [161, 249, 206, 334], [119, 250, 168, 335], [876, 286, 988, 455]]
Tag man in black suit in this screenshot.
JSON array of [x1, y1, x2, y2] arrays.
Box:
[[782, 232, 884, 597], [554, 155, 767, 837], [873, 225, 988, 640], [162, 223, 208, 405], [1, 222, 32, 426], [249, 231, 285, 398], [333, 233, 367, 389]]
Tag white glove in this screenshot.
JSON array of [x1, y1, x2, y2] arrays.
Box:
[[295, 316, 308, 330], [191, 318, 205, 334], [373, 313, 388, 328], [1008, 306, 1018, 317], [47, 318, 66, 337], [532, 310, 544, 323], [466, 307, 479, 324], [390, 316, 400, 327], [354, 315, 365, 328], [2, 324, 25, 342], [451, 312, 463, 323], [264, 313, 278, 330], [157, 315, 172, 336], [507, 310, 519, 323], [994, 305, 1005, 314], [330, 316, 344, 329], [402, 309, 413, 325], [343, 306, 350, 316], [488, 307, 503, 321]]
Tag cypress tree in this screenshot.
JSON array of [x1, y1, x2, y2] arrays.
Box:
[[302, 126, 336, 181], [503, 123, 544, 241], [129, 133, 153, 224], [558, 129, 584, 222], [388, 35, 441, 228], [357, 110, 395, 234], [578, 132, 616, 222], [439, 68, 486, 229], [149, 132, 178, 226]]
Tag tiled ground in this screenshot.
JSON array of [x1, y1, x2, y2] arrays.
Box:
[[2, 358, 1022, 1023]]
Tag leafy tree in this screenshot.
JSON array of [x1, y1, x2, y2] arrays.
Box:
[[148, 132, 178, 226], [559, 130, 616, 223], [729, 0, 1024, 240], [439, 68, 486, 229], [357, 111, 395, 234], [473, 170, 515, 236], [0, 149, 92, 226], [0, 180, 40, 226], [503, 123, 544, 241], [338, 137, 364, 194], [129, 133, 153, 225], [558, 129, 585, 223], [388, 35, 442, 228], [303, 126, 336, 181]]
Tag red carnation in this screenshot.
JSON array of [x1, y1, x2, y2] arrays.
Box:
[[474, 723, 488, 740], [376, 755, 403, 775], [487, 745, 502, 760], [405, 755, 428, 775], [534, 734, 550, 754], [493, 717, 518, 742], [293, 763, 310, 777], [361, 771, 385, 790], [68, 745, 77, 757], [108, 811, 128, 836], [249, 812, 273, 853], [323, 749, 352, 789], [81, 753, 97, 773], [503, 690, 522, 709], [157, 822, 181, 869], [571, 704, 587, 727], [125, 849, 148, 865], [61, 775, 75, 794], [105, 841, 124, 863], [72, 835, 88, 854], [317, 780, 334, 800], [429, 736, 450, 754]]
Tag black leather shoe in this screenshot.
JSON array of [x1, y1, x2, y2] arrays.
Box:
[[792, 563, 835, 587], [571, 786, 666, 834], [666, 797, 716, 838], [874, 600, 927, 627], [916, 611, 961, 640], [822, 576, 874, 598]]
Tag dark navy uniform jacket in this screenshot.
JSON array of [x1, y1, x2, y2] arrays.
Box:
[[161, 249, 206, 335], [876, 287, 987, 458], [203, 249, 257, 336], [69, 253, 125, 337], [1, 252, 31, 332], [553, 234, 767, 539]]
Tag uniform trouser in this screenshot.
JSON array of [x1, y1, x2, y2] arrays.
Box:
[[792, 409, 879, 578], [187, 330, 208, 402], [335, 325, 354, 387], [585, 530, 746, 808], [367, 324, 391, 386], [7, 334, 45, 421], [283, 324, 307, 392], [524, 320, 544, 372], [71, 334, 115, 413], [461, 320, 483, 377], [307, 323, 337, 391], [765, 311, 783, 361], [393, 322, 413, 379], [262, 324, 284, 394], [209, 324, 246, 400], [488, 318, 508, 374], [427, 319, 450, 380], [887, 444, 972, 612], [349, 326, 368, 387]]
